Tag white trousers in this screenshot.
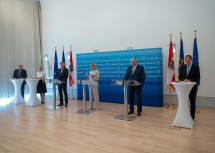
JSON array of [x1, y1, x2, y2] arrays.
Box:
[[89, 85, 99, 110]]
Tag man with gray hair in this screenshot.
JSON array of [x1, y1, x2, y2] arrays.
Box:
[[13, 64, 27, 99], [124, 57, 145, 116]]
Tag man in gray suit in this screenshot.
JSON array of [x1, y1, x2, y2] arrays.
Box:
[[13, 64, 27, 99], [125, 58, 145, 116]]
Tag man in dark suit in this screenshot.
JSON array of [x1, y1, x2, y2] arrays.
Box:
[[13, 64, 27, 99], [178, 55, 200, 120], [125, 57, 145, 116], [57, 62, 69, 107]]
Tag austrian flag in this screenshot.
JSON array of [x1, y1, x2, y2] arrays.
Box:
[[167, 39, 175, 90]]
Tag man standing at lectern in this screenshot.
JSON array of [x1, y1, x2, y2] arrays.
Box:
[[125, 57, 145, 116], [57, 62, 69, 107], [179, 55, 200, 121], [13, 64, 27, 99]]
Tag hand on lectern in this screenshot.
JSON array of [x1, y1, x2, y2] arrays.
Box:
[[184, 79, 191, 82]]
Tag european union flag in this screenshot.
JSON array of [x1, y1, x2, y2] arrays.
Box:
[[178, 38, 184, 75], [193, 37, 200, 86], [193, 38, 199, 65], [53, 50, 58, 79]]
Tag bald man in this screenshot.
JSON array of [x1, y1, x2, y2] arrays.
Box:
[[124, 58, 145, 116], [13, 64, 27, 99]]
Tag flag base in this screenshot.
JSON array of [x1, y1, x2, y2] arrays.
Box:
[[166, 104, 175, 110]]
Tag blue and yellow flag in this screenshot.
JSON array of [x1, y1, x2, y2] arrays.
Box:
[[53, 50, 58, 79], [62, 47, 65, 62], [178, 37, 184, 76]]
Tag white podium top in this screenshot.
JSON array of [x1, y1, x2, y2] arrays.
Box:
[[26, 78, 40, 81], [10, 78, 25, 82], [171, 82, 196, 86]]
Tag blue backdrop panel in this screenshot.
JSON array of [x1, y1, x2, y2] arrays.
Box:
[[77, 48, 163, 107]]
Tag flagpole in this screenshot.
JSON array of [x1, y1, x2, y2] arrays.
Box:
[[194, 30, 197, 38], [166, 33, 175, 110]]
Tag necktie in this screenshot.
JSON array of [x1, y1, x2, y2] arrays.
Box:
[[187, 65, 190, 75], [18, 70, 21, 78], [132, 66, 135, 75]]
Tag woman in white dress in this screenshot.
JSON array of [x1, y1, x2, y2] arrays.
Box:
[[36, 66, 47, 104], [86, 63, 100, 110]]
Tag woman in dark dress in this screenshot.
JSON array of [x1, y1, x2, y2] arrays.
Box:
[[36, 66, 47, 104]]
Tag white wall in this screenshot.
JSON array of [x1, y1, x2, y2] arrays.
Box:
[[40, 0, 215, 97]]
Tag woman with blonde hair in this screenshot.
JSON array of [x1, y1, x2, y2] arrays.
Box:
[[85, 63, 100, 110], [36, 66, 47, 104]]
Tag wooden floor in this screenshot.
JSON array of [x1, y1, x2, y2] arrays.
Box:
[[0, 99, 215, 153]]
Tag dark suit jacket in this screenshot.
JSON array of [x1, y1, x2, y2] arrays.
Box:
[[13, 69, 27, 79], [124, 64, 145, 86], [178, 64, 200, 84], [57, 68, 68, 83], [13, 69, 27, 84]]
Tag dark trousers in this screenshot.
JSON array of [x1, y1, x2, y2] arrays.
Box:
[[189, 86, 197, 119], [129, 86, 143, 113], [21, 82, 25, 99], [58, 83, 68, 104]]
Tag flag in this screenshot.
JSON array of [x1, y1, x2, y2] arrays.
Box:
[[69, 47, 74, 86], [167, 40, 175, 90], [53, 49, 58, 79], [178, 37, 184, 76], [62, 48, 65, 62], [193, 37, 199, 66], [193, 37, 200, 86]]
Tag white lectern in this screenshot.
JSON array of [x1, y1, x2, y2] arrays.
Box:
[[77, 80, 95, 114], [171, 82, 196, 129], [46, 79, 63, 110], [10, 79, 25, 104], [112, 80, 140, 121], [26, 79, 41, 107]]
